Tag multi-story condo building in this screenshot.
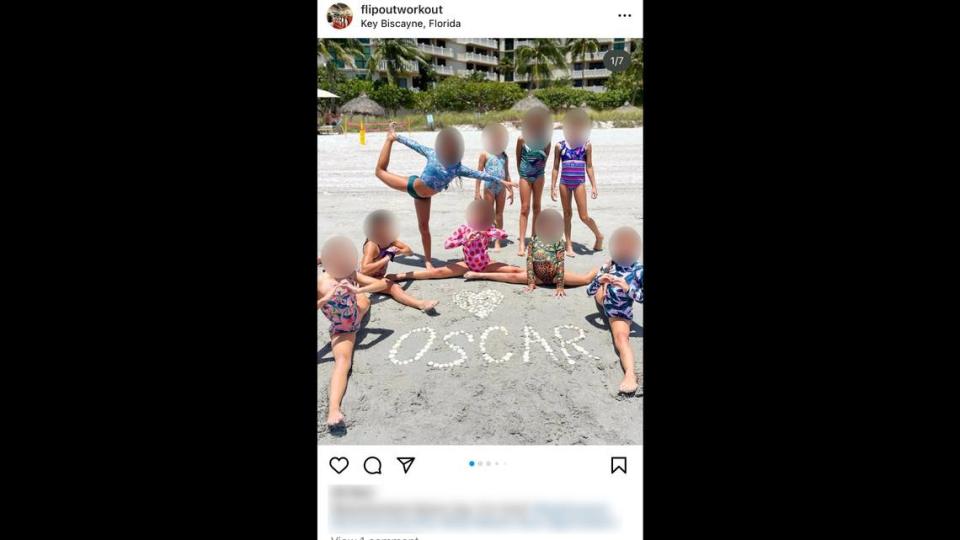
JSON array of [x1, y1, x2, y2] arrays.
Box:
[[321, 38, 638, 93]]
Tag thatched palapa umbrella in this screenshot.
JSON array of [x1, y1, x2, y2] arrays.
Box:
[[340, 92, 385, 117], [511, 93, 548, 112]]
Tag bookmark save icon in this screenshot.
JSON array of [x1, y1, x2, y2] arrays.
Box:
[[397, 457, 415, 474]]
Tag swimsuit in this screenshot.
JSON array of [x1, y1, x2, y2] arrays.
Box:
[[444, 224, 508, 272], [558, 140, 588, 188], [361, 240, 397, 279], [395, 134, 502, 197], [518, 143, 547, 181], [526, 237, 565, 287], [481, 152, 508, 196], [320, 279, 361, 335], [586, 261, 644, 320]]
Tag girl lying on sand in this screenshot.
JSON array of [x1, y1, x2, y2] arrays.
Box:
[[586, 226, 644, 395], [318, 236, 389, 428], [387, 200, 521, 281], [359, 209, 438, 313], [375, 122, 512, 271], [463, 209, 598, 297]]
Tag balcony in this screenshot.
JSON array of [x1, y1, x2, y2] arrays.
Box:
[[417, 43, 455, 58], [376, 59, 419, 73], [432, 64, 455, 76], [457, 69, 498, 81], [458, 38, 499, 49], [570, 68, 612, 79], [457, 51, 499, 65]]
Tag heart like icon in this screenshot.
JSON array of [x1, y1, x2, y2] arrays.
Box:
[[329, 456, 349, 474]]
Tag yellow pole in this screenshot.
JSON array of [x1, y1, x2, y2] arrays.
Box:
[[359, 117, 366, 145]]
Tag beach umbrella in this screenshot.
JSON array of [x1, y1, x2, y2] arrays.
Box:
[[317, 89, 339, 98], [511, 93, 548, 112], [339, 92, 386, 117]]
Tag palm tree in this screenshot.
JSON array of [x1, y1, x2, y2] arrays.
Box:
[[495, 54, 515, 83], [565, 38, 600, 89], [316, 38, 366, 68], [514, 39, 567, 90], [368, 39, 429, 85]]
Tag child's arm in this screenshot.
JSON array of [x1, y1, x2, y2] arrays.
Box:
[[460, 164, 506, 186], [585, 266, 604, 296], [550, 142, 561, 201], [444, 224, 469, 249], [585, 143, 598, 199], [394, 133, 432, 158], [391, 240, 413, 255], [475, 153, 487, 199], [554, 249, 566, 296], [359, 242, 390, 276], [628, 265, 644, 303], [486, 227, 509, 241], [524, 243, 536, 291]]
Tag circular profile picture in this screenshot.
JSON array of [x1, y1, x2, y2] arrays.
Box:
[[327, 3, 353, 30]]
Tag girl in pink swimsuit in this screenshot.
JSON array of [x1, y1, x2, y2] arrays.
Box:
[[318, 235, 389, 429], [386, 200, 521, 281]]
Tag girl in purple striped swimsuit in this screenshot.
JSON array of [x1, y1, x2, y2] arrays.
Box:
[[550, 108, 603, 257]]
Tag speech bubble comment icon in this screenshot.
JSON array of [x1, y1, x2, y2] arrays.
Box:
[[364, 456, 382, 475]]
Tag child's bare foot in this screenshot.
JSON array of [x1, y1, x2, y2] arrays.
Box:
[[326, 410, 345, 427], [463, 271, 478, 280], [424, 261, 435, 271], [618, 376, 639, 395], [493, 241, 502, 252], [516, 243, 526, 257], [419, 299, 439, 312], [593, 234, 604, 252], [565, 245, 577, 257]]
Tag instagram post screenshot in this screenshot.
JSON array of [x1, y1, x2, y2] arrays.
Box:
[[318, 1, 642, 538]]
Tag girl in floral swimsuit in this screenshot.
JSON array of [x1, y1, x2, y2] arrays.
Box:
[[585, 226, 644, 395], [462, 209, 598, 296], [358, 210, 438, 312], [386, 200, 521, 281], [318, 236, 389, 428]]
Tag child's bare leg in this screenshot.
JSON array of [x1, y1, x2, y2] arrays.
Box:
[[327, 332, 356, 426], [414, 197, 434, 270], [531, 177, 544, 237], [388, 261, 468, 281], [517, 180, 532, 255], [562, 267, 599, 287], [374, 138, 411, 192], [463, 268, 527, 283], [609, 317, 638, 394], [494, 190, 506, 251], [559, 184, 576, 257], [574, 184, 603, 251], [382, 278, 438, 312]]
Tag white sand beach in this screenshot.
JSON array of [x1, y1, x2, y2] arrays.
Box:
[[318, 127, 643, 445]]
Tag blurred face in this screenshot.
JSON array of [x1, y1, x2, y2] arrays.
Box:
[[371, 219, 396, 247], [610, 228, 641, 266], [521, 108, 552, 151], [436, 128, 464, 167], [536, 211, 563, 244], [320, 236, 358, 279], [467, 201, 493, 230], [482, 124, 508, 155], [563, 110, 591, 148]]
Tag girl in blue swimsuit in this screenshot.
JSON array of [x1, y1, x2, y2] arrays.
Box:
[[375, 123, 510, 270], [474, 123, 513, 252], [515, 106, 553, 256]]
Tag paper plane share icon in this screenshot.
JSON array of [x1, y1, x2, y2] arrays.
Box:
[[397, 457, 415, 474]]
